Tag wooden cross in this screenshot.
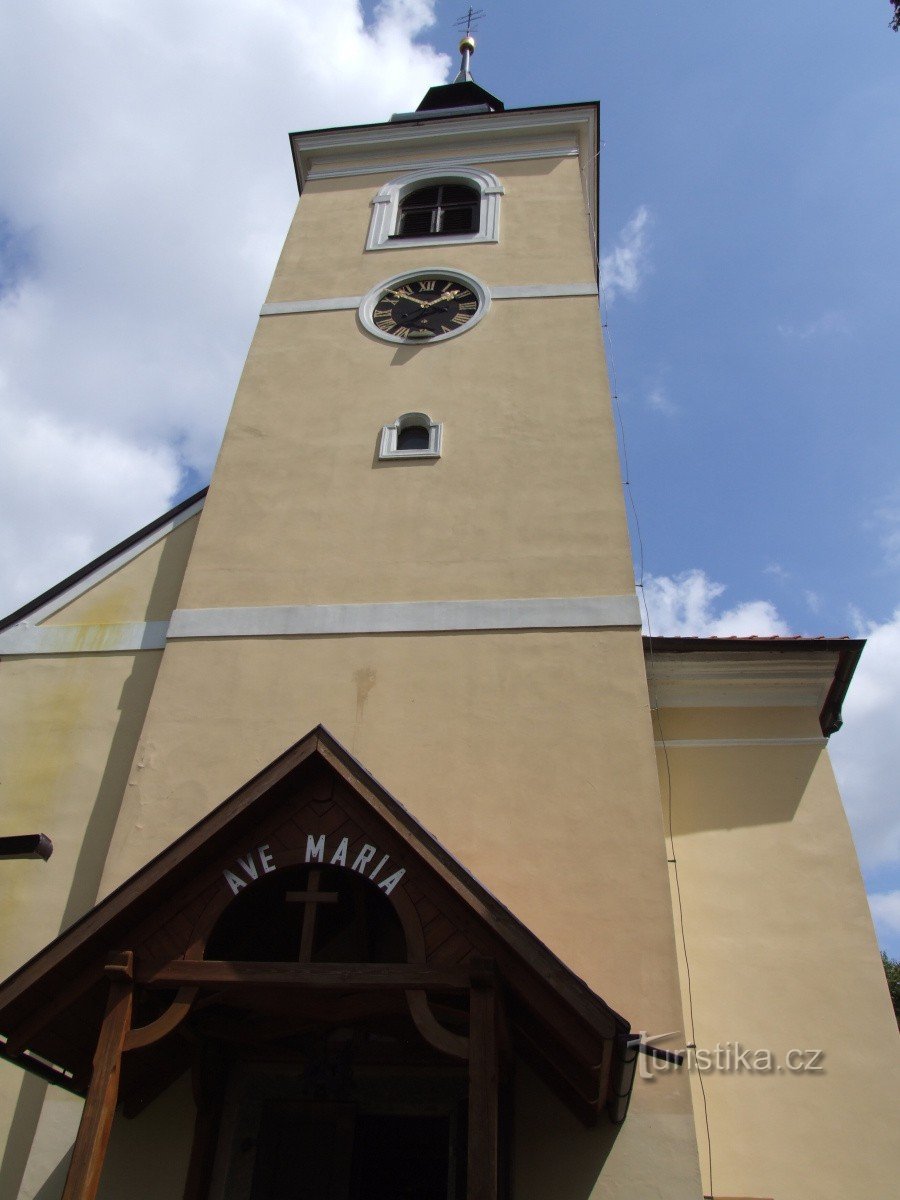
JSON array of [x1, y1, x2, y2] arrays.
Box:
[[286, 870, 339, 962]]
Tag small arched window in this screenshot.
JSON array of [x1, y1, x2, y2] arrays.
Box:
[[379, 412, 442, 460], [366, 168, 503, 251], [396, 422, 431, 451], [396, 184, 480, 239]]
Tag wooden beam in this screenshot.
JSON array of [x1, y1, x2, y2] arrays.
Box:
[[467, 975, 499, 1200], [61, 954, 133, 1200], [137, 959, 470, 991], [124, 987, 198, 1052]]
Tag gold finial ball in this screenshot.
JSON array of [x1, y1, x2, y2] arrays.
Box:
[[459, 34, 476, 54]]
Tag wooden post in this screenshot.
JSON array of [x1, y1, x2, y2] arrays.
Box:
[[468, 963, 499, 1200], [61, 952, 133, 1200], [182, 1041, 228, 1200]]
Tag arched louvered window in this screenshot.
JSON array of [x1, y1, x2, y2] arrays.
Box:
[[366, 169, 503, 251], [396, 184, 480, 239]]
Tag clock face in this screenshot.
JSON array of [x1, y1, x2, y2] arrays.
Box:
[[368, 275, 483, 342]]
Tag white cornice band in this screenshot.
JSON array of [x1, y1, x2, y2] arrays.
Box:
[[490, 282, 598, 300], [306, 146, 578, 183], [0, 596, 640, 655], [0, 621, 169, 656], [167, 596, 641, 639], [260, 281, 598, 318], [655, 736, 828, 750], [647, 653, 839, 712]]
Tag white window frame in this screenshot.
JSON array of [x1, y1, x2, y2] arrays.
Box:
[[366, 167, 504, 252], [379, 412, 442, 460]]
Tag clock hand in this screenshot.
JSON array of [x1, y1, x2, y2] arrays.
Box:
[[414, 289, 462, 309], [386, 288, 423, 304]]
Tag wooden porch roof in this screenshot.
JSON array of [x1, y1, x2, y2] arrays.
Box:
[[0, 727, 633, 1126]]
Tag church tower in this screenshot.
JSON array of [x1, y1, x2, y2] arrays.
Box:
[[2, 32, 896, 1200], [91, 32, 701, 1192]]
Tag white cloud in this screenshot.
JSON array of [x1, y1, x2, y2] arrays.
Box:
[[804, 589, 822, 614], [868, 892, 900, 944], [646, 385, 678, 417], [776, 310, 850, 339], [830, 608, 900, 873], [601, 205, 652, 304], [641, 569, 791, 637], [0, 401, 180, 610], [0, 0, 448, 616], [871, 497, 900, 570], [764, 561, 791, 581]]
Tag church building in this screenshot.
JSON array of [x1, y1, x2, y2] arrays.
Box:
[[0, 35, 897, 1200]]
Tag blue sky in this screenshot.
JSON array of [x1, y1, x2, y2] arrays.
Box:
[[0, 1, 898, 951]]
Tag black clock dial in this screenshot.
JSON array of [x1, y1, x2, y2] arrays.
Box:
[[371, 276, 480, 341]]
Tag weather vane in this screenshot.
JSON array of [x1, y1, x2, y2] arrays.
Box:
[[454, 8, 486, 37]]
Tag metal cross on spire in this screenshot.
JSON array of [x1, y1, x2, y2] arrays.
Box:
[[454, 6, 485, 37], [453, 8, 485, 82]]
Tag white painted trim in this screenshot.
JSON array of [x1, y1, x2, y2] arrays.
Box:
[[1, 594, 641, 654], [0, 621, 169, 656], [379, 412, 442, 459], [292, 106, 595, 182], [655, 736, 828, 749], [358, 269, 490, 347], [167, 595, 641, 639], [646, 653, 839, 711], [308, 146, 576, 183], [365, 166, 504, 251], [490, 283, 598, 300], [290, 106, 598, 250], [259, 282, 596, 319], [260, 297, 361, 316], [9, 497, 204, 630]]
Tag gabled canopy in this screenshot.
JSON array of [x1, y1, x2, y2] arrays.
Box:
[[0, 727, 632, 1125]]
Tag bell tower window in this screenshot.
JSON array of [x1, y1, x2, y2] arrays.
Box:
[[396, 184, 480, 239], [366, 167, 503, 251]]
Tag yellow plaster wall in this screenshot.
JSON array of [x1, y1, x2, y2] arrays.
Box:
[[654, 703, 825, 741], [44, 513, 200, 626], [514, 1063, 700, 1200], [178, 299, 631, 609], [266, 155, 597, 304], [0, 653, 163, 977], [0, 517, 199, 1198], [98, 628, 702, 1197], [656, 705, 900, 1198], [0, 650, 163, 1194]]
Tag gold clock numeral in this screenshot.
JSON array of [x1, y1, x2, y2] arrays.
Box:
[[368, 275, 481, 341]]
